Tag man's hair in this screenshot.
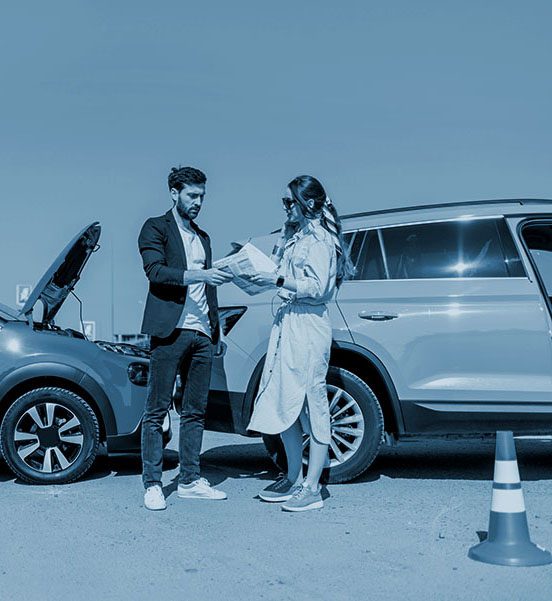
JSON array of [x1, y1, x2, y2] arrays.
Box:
[[167, 166, 207, 192]]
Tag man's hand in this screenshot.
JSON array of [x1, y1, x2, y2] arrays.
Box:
[[214, 339, 227, 358], [201, 268, 234, 286]]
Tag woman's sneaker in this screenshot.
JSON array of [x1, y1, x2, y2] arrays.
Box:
[[144, 485, 167, 511], [281, 484, 323, 512], [177, 477, 227, 500], [258, 475, 298, 502]]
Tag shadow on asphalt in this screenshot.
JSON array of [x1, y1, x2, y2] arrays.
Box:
[[162, 443, 278, 497], [196, 438, 552, 485], [195, 439, 552, 485], [0, 459, 14, 483], [80, 442, 278, 489], [82, 448, 181, 482], [1, 439, 550, 486], [355, 439, 552, 483]]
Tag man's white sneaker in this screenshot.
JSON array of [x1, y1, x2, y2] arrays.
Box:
[[177, 477, 227, 500], [144, 485, 167, 511]]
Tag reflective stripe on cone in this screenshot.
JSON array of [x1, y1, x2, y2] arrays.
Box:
[[490, 488, 525, 513], [493, 460, 521, 484]]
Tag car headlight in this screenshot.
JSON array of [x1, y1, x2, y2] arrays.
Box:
[[96, 340, 150, 358], [128, 362, 149, 386]]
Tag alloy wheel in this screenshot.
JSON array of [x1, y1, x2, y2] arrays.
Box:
[[302, 384, 365, 468], [13, 402, 84, 474]]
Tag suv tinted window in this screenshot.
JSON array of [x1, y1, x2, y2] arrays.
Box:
[[343, 230, 385, 280], [523, 223, 552, 295], [381, 218, 524, 279]]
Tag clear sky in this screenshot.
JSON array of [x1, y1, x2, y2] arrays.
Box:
[[1, 1, 551, 339]]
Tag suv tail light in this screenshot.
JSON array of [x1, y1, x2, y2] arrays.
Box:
[[219, 306, 247, 336]]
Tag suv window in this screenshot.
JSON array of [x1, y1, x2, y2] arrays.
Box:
[[380, 218, 525, 279], [523, 223, 552, 295], [343, 230, 385, 280]]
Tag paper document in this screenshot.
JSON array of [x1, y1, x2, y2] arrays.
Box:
[[213, 242, 277, 296]]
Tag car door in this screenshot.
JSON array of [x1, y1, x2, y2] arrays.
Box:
[[336, 216, 552, 434]]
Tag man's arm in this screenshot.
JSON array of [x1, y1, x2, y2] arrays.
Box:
[[138, 218, 185, 286], [138, 219, 233, 287], [183, 270, 209, 285]]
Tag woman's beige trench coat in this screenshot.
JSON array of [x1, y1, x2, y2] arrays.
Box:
[[247, 219, 337, 444]]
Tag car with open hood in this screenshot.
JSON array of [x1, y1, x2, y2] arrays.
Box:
[[0, 223, 170, 484], [207, 198, 552, 483]]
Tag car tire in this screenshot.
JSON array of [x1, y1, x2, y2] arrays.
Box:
[[261, 367, 384, 484], [0, 387, 100, 484]]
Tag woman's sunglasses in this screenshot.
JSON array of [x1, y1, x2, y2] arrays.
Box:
[[282, 196, 296, 210]]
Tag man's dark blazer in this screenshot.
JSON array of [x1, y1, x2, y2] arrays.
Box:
[[138, 209, 220, 343]]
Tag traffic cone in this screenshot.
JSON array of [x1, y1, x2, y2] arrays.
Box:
[[468, 430, 552, 566]]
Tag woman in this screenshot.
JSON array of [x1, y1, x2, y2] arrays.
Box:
[[247, 175, 354, 512]]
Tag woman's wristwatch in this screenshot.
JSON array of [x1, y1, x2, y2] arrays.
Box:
[[276, 275, 285, 288]]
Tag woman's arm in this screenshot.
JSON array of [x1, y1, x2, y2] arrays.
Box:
[[248, 238, 333, 299], [294, 240, 332, 300], [247, 271, 299, 293]]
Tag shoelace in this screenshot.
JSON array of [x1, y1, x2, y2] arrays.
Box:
[[273, 473, 287, 484], [291, 484, 309, 499], [273, 477, 291, 491], [196, 478, 211, 488]]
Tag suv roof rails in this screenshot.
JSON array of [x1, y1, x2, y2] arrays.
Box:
[[268, 198, 552, 234], [340, 198, 552, 220]]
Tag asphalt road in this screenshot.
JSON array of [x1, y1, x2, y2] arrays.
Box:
[[1, 419, 552, 601]]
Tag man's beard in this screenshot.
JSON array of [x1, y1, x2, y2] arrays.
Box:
[[176, 202, 198, 221]]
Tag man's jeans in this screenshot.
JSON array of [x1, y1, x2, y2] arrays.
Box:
[[142, 329, 213, 488]]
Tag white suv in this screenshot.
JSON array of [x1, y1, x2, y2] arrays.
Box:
[[205, 198, 552, 482]]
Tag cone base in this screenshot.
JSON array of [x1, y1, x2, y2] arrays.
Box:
[[468, 540, 552, 567]]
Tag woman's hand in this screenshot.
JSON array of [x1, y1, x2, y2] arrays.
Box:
[[283, 219, 298, 240], [247, 271, 278, 287]]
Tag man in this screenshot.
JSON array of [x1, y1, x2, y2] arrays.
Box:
[[139, 166, 232, 510]]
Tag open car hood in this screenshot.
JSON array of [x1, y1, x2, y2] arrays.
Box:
[[19, 222, 101, 324], [0, 303, 20, 320]]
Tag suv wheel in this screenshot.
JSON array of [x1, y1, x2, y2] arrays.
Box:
[[0, 387, 100, 484], [262, 367, 384, 484]]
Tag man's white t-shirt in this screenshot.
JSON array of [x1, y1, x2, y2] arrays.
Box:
[[173, 209, 211, 338]]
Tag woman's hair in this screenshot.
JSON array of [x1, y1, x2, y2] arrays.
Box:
[[288, 175, 355, 287]]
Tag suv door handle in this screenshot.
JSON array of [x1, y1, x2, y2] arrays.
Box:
[[358, 311, 399, 321]]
